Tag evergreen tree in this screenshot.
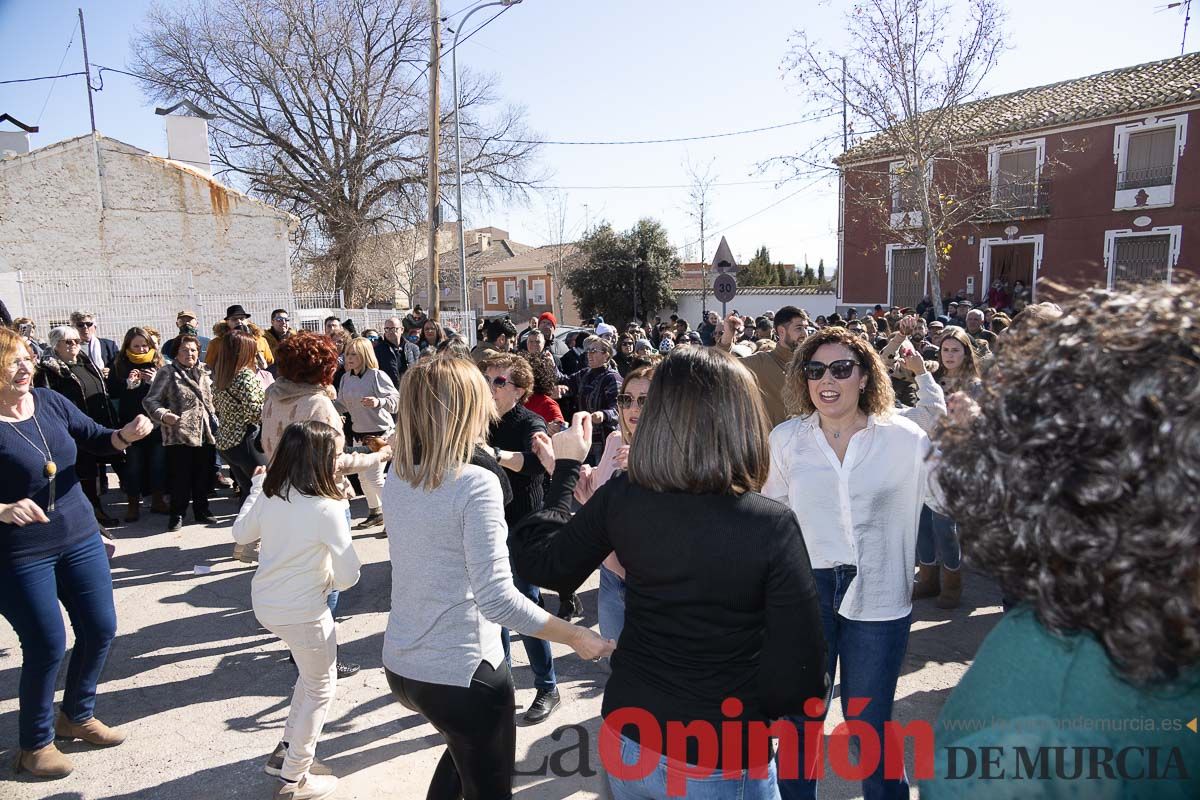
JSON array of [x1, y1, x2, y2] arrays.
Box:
[[803, 264, 816, 284], [817, 258, 826, 284]]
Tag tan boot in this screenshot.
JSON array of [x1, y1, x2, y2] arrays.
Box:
[[54, 712, 127, 747], [124, 495, 141, 523], [912, 563, 940, 600], [150, 491, 170, 514], [13, 742, 73, 778], [936, 566, 963, 609]]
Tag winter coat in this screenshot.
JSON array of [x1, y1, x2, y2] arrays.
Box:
[[142, 362, 218, 447], [260, 378, 381, 497], [35, 351, 118, 428]]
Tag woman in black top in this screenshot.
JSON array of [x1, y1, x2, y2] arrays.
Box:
[[511, 347, 827, 799], [563, 334, 621, 466], [36, 326, 120, 526], [107, 327, 168, 522]]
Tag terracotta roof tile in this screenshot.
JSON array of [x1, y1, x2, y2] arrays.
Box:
[[839, 52, 1200, 164]]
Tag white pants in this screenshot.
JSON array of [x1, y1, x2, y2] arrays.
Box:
[[344, 458, 386, 512], [263, 612, 338, 781]]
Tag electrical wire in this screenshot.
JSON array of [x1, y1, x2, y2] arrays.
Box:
[[679, 173, 834, 250], [0, 71, 86, 86], [36, 19, 80, 126]]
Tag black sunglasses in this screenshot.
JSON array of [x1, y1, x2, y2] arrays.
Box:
[[75, 321, 95, 329], [616, 393, 647, 410], [802, 359, 860, 381], [489, 375, 511, 388]]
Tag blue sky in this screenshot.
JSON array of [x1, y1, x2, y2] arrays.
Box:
[[1, 0, 1193, 271]]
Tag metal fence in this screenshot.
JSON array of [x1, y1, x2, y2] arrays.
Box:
[[15, 269, 475, 346]]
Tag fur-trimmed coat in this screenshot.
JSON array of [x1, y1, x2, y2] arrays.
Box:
[[142, 362, 217, 447], [35, 351, 118, 428]]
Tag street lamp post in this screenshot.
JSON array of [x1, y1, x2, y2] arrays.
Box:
[[452, 0, 523, 317]]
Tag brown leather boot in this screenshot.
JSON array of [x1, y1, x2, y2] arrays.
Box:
[[150, 491, 170, 514], [13, 742, 73, 778], [54, 712, 127, 747], [937, 566, 963, 609], [124, 495, 141, 523], [912, 563, 940, 600]]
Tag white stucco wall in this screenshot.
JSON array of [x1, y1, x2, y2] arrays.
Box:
[[0, 135, 295, 332]]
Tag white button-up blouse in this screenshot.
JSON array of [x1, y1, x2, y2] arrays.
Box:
[[763, 410, 933, 622]]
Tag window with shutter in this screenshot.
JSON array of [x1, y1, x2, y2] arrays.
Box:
[[1120, 128, 1176, 189], [889, 248, 926, 308], [1112, 235, 1171, 284]]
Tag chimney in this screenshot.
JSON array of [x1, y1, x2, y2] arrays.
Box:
[[480, 232, 491, 250], [155, 101, 216, 174], [0, 114, 38, 159]]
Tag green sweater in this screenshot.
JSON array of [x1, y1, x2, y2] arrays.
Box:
[[923, 606, 1199, 799]]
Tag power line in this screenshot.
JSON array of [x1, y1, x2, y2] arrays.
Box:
[[0, 70, 86, 86], [505, 114, 840, 146], [536, 178, 785, 190], [37, 19, 80, 126], [680, 173, 834, 250]]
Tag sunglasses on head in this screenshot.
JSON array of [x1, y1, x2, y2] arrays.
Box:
[[616, 393, 647, 410], [802, 359, 860, 381]]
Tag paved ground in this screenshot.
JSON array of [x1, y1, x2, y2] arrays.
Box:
[[0, 485, 1005, 799]]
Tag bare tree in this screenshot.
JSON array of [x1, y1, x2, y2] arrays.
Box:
[[131, 0, 541, 306], [541, 190, 583, 321], [784, 0, 1008, 314], [682, 156, 718, 314]]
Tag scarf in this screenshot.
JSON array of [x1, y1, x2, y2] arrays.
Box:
[[127, 349, 157, 365]]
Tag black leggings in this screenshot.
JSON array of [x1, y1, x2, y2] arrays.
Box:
[[386, 660, 516, 800]]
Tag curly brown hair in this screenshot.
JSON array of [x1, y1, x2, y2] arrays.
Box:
[[935, 282, 1200, 685], [479, 352, 534, 402], [522, 351, 559, 395], [784, 327, 895, 417], [276, 331, 338, 386]]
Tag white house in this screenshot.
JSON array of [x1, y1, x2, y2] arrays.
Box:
[[0, 130, 297, 336]]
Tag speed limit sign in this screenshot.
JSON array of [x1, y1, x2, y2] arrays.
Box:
[[713, 272, 737, 304]]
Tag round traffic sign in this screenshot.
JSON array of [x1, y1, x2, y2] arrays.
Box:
[[713, 273, 737, 303]]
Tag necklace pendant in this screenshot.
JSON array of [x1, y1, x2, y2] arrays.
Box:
[[833, 431, 840, 439], [44, 461, 57, 478]]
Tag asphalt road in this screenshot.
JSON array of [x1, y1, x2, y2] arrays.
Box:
[[0, 486, 1004, 799]]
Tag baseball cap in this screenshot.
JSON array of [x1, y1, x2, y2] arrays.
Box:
[[177, 310, 198, 321]]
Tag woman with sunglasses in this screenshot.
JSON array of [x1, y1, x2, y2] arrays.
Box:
[[766, 326, 936, 800], [573, 364, 654, 645], [561, 335, 622, 466], [613, 336, 636, 377]]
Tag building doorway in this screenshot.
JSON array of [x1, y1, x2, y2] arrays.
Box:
[[979, 235, 1044, 304]]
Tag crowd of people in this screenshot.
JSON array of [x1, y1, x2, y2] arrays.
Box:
[[1, 281, 1198, 800]]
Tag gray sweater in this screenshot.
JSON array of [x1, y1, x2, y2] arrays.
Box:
[[335, 368, 399, 434], [382, 463, 550, 687]]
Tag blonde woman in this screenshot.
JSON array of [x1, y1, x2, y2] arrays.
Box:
[[335, 337, 398, 529], [381, 358, 612, 800]]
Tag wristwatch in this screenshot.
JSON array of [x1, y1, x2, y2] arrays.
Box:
[[492, 445, 502, 461]]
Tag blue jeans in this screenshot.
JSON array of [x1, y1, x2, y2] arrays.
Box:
[[916, 506, 961, 569], [598, 564, 627, 644], [501, 569, 556, 691], [778, 566, 911, 800], [0, 533, 117, 750], [608, 733, 781, 799]]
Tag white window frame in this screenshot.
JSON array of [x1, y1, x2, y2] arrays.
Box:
[[988, 137, 1045, 202], [531, 277, 546, 305], [884, 243, 928, 308], [1103, 226, 1182, 288], [486, 280, 498, 305], [1112, 115, 1188, 210], [889, 161, 926, 229], [503, 279, 517, 304], [977, 234, 1044, 303]]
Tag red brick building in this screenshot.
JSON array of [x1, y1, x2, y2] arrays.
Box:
[[837, 53, 1200, 309]]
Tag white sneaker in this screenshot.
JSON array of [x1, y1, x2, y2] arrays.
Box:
[[273, 773, 338, 800]]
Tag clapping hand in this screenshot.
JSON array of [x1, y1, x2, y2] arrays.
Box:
[[614, 444, 630, 470], [360, 396, 380, 409], [552, 413, 593, 462], [899, 340, 926, 375], [532, 431, 555, 475], [123, 415, 154, 441], [570, 626, 616, 662]]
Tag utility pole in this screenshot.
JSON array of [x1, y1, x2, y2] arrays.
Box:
[[79, 8, 96, 133], [426, 0, 442, 321], [841, 56, 848, 153], [699, 206, 707, 315]]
